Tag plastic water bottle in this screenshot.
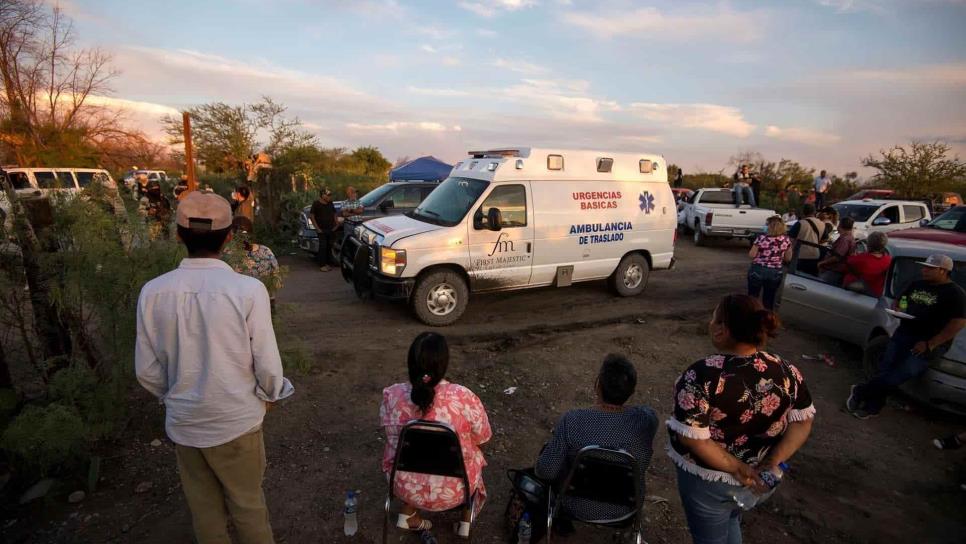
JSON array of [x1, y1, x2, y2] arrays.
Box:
[[343, 491, 358, 536], [517, 512, 532, 544], [759, 462, 790, 490]]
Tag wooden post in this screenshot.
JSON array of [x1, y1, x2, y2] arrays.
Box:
[[183, 112, 197, 191]]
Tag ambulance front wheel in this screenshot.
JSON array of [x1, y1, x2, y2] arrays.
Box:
[[411, 270, 469, 326], [610, 253, 650, 297]]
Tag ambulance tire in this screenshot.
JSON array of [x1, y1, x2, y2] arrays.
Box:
[[411, 270, 469, 326], [610, 253, 650, 297]]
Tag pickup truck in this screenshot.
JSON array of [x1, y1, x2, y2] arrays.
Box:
[[678, 188, 777, 246], [831, 199, 931, 240]]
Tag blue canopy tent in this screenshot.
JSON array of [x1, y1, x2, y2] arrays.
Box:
[[388, 156, 453, 182]]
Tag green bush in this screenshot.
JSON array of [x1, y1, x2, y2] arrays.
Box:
[[48, 364, 120, 440], [1, 403, 88, 475]]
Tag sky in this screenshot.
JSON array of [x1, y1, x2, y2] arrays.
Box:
[[62, 0, 966, 175]]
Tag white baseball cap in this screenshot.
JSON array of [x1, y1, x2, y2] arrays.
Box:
[[917, 254, 954, 271], [176, 191, 233, 231]]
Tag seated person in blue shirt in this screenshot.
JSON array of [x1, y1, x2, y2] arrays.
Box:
[[535, 354, 658, 532]]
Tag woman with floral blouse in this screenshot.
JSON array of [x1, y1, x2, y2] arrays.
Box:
[[380, 332, 492, 538], [668, 294, 815, 544], [747, 215, 792, 310]]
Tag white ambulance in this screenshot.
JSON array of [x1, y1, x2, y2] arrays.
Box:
[[340, 147, 677, 325]]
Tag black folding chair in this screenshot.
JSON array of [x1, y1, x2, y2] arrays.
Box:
[[546, 445, 644, 544], [383, 420, 478, 543]]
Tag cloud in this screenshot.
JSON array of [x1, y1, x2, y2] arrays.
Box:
[[628, 103, 756, 137], [491, 58, 550, 74], [501, 79, 621, 123], [561, 4, 768, 42], [476, 29, 499, 37], [420, 44, 439, 54], [765, 125, 841, 146], [345, 122, 462, 133], [459, 0, 538, 17]]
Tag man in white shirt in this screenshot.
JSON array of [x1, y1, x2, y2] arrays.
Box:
[[136, 190, 293, 544], [814, 170, 831, 209]]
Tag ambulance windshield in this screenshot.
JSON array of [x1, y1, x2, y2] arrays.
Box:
[[410, 177, 489, 227]]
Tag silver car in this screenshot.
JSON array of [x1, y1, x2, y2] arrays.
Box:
[[780, 237, 966, 415]]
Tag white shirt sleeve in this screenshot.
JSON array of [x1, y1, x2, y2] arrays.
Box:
[[247, 282, 294, 402], [135, 293, 168, 399]]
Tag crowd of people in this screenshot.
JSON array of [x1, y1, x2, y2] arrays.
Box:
[[130, 176, 963, 544], [133, 189, 817, 544], [745, 203, 899, 312]]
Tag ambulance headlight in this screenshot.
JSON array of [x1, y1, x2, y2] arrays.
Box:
[[380, 247, 407, 276]]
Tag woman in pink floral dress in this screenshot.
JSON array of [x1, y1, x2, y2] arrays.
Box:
[[380, 332, 492, 537], [668, 294, 815, 544]]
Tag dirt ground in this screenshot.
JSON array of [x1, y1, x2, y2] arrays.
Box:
[[7, 239, 966, 544]]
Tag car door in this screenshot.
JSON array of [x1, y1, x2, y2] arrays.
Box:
[[869, 204, 902, 234], [779, 241, 880, 345], [900, 204, 928, 227], [466, 182, 534, 290]]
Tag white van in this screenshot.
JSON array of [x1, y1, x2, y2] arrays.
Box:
[[1, 167, 118, 222], [340, 147, 677, 325]]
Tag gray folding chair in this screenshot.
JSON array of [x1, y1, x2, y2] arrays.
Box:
[[546, 445, 644, 544], [383, 419, 478, 543]]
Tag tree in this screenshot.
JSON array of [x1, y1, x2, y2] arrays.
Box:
[[163, 102, 257, 176], [862, 141, 966, 197], [349, 146, 391, 177], [0, 1, 143, 167]]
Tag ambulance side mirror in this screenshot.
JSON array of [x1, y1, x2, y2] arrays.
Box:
[[473, 207, 502, 231], [487, 207, 503, 231]]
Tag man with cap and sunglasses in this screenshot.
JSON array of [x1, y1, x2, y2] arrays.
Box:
[[135, 190, 293, 544], [848, 253, 966, 419]]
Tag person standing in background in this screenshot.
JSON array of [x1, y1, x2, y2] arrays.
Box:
[[674, 168, 685, 188], [311, 188, 337, 272], [814, 170, 832, 210]]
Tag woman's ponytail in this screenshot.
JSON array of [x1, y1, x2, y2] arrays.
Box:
[[407, 332, 449, 414]]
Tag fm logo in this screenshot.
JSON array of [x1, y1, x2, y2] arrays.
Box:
[[487, 232, 516, 256]]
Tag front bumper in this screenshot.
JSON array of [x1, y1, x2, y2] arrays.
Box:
[[340, 235, 414, 301], [298, 228, 318, 253]]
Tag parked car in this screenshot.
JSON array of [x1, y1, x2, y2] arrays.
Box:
[[678, 188, 777, 246], [341, 147, 676, 325], [832, 199, 931, 240], [779, 237, 966, 415], [1, 167, 119, 230], [890, 205, 966, 247], [297, 180, 441, 259]]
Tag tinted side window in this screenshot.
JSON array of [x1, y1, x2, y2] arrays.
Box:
[[34, 171, 58, 189], [389, 186, 422, 208], [902, 205, 925, 223], [76, 172, 95, 187], [56, 171, 75, 188], [419, 186, 435, 201], [481, 184, 527, 228], [8, 172, 30, 189]]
